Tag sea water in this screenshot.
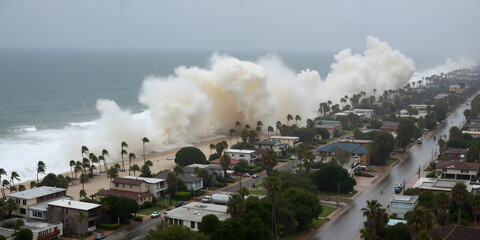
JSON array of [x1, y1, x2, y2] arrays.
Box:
[[0, 49, 446, 181]]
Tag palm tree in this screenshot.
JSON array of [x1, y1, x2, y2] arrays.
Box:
[[276, 121, 282, 135], [406, 206, 433, 238], [76, 211, 88, 237], [220, 154, 231, 177], [18, 185, 26, 192], [166, 172, 177, 205], [79, 189, 87, 199], [2, 179, 10, 198], [433, 192, 451, 224], [235, 121, 241, 143], [82, 158, 90, 175], [69, 160, 76, 181], [295, 115, 301, 125], [101, 149, 110, 172], [81, 146, 89, 159], [303, 150, 315, 175], [10, 171, 20, 187], [238, 187, 250, 199], [451, 182, 468, 225], [267, 126, 274, 138], [245, 124, 251, 131], [0, 168, 6, 198], [209, 144, 215, 154], [107, 167, 118, 188], [264, 171, 281, 238], [261, 149, 278, 176], [229, 129, 235, 147], [30, 181, 37, 189], [74, 161, 83, 182], [98, 155, 105, 173], [373, 89, 377, 98], [89, 153, 98, 174], [142, 137, 150, 163], [287, 114, 293, 125], [256, 121, 263, 133], [79, 173, 88, 190], [360, 222, 376, 240], [13, 219, 24, 234], [362, 200, 382, 230], [470, 194, 480, 227], [121, 141, 128, 171], [226, 193, 246, 218], [131, 164, 140, 176], [128, 153, 136, 176], [36, 161, 46, 183]]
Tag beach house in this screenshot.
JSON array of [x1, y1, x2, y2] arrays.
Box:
[[316, 142, 370, 166], [268, 136, 300, 148], [6, 186, 68, 218], [123, 175, 167, 198], [96, 177, 152, 204], [47, 199, 101, 235], [164, 202, 230, 231]]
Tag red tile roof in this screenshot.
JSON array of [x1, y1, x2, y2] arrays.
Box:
[[441, 224, 480, 240], [96, 189, 151, 200], [436, 161, 480, 171], [210, 158, 240, 165], [112, 177, 144, 185]]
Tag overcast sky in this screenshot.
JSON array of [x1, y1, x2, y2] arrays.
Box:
[[0, 0, 479, 59]]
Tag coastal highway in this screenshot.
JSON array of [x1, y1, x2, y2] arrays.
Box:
[[311, 101, 470, 240]]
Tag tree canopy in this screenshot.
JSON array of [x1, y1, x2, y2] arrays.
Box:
[[147, 222, 209, 240], [100, 195, 139, 223], [310, 164, 356, 193], [369, 131, 396, 165], [175, 147, 208, 167]]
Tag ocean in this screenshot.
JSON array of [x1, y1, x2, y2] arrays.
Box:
[[0, 49, 447, 181]]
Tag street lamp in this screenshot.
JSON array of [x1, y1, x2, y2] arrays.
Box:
[[337, 183, 340, 207]]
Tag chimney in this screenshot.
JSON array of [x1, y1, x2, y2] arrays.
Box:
[[68, 201, 71, 205]]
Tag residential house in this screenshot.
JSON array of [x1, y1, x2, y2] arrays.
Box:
[[441, 224, 480, 240], [96, 178, 152, 204], [314, 125, 337, 136], [6, 186, 68, 218], [435, 161, 480, 180], [123, 176, 167, 198], [210, 157, 240, 168], [316, 142, 370, 166], [334, 109, 374, 120], [155, 172, 204, 192], [338, 139, 373, 148], [184, 163, 224, 178], [315, 120, 342, 129], [47, 199, 101, 235], [268, 136, 300, 148], [462, 130, 480, 138], [390, 195, 419, 219], [340, 157, 361, 177], [412, 177, 474, 194], [0, 218, 63, 240], [449, 84, 467, 94], [380, 121, 399, 132], [27, 196, 72, 220], [253, 140, 284, 153], [164, 202, 230, 231], [434, 93, 449, 101], [466, 122, 480, 131], [441, 148, 468, 161], [408, 104, 429, 110], [224, 149, 258, 164]]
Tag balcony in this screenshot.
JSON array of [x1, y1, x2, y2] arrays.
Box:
[[37, 228, 61, 240]]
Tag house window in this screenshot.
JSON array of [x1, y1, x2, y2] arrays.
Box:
[[20, 208, 26, 214], [115, 183, 119, 187], [123, 184, 125, 188], [239, 154, 245, 157], [66, 209, 68, 214], [179, 220, 184, 226], [442, 169, 447, 172], [32, 210, 43, 219], [16, 199, 20, 204], [23, 200, 26, 205], [130, 185, 132, 189], [191, 221, 195, 229], [461, 170, 469, 173]]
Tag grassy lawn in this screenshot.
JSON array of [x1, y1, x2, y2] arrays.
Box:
[[310, 218, 328, 228], [249, 189, 267, 196], [317, 190, 357, 198], [386, 158, 398, 166], [278, 158, 290, 162], [319, 205, 337, 218]]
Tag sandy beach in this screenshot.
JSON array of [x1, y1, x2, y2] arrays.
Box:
[[7, 135, 238, 200]]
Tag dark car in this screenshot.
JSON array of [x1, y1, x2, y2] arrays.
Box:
[[175, 201, 187, 207], [363, 172, 374, 177], [95, 234, 106, 239]]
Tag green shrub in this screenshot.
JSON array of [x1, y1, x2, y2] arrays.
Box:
[[141, 201, 154, 209], [99, 223, 119, 230], [426, 172, 435, 178], [0, 235, 6, 240], [152, 196, 157, 204], [1, 220, 15, 228], [134, 216, 143, 222], [15, 229, 33, 240], [217, 183, 227, 187], [174, 191, 193, 201]]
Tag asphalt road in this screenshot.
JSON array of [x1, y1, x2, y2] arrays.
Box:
[[312, 101, 470, 240]]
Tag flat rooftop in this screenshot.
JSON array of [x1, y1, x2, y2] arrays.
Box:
[[413, 178, 473, 192], [29, 196, 72, 212], [225, 149, 256, 154], [268, 136, 299, 140], [7, 186, 66, 200], [48, 198, 100, 211], [123, 175, 164, 184], [166, 202, 230, 223], [391, 195, 418, 204]]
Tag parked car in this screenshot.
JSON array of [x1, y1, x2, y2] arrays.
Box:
[[151, 211, 161, 218], [417, 138, 423, 144], [229, 175, 237, 180], [95, 234, 106, 240], [252, 173, 259, 178], [290, 155, 296, 160], [243, 173, 250, 177], [236, 172, 244, 176], [363, 172, 374, 177], [175, 201, 187, 207]]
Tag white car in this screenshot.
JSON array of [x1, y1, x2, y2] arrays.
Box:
[[151, 211, 161, 218], [252, 173, 259, 178], [290, 156, 296, 160]]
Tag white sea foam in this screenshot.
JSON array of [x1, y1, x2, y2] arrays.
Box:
[[12, 126, 38, 132]]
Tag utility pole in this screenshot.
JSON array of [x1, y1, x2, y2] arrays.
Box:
[[337, 183, 340, 207]]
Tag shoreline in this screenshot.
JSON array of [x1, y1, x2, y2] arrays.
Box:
[[6, 135, 237, 200]]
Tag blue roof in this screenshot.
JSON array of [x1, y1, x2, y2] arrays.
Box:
[[317, 120, 341, 124], [315, 125, 336, 129], [317, 142, 369, 154]]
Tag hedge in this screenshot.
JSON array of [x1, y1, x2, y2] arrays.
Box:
[[140, 201, 154, 209], [134, 216, 143, 222], [238, 166, 262, 175], [174, 191, 192, 201], [99, 223, 119, 230]]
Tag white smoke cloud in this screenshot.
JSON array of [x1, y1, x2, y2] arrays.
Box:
[[60, 36, 417, 160]]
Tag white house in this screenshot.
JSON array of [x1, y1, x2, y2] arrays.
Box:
[[123, 176, 167, 198], [435, 161, 480, 180], [224, 149, 258, 164], [155, 172, 204, 192], [184, 163, 225, 178], [165, 202, 230, 231], [341, 157, 361, 177], [268, 136, 300, 148], [412, 178, 474, 193], [390, 195, 419, 219]]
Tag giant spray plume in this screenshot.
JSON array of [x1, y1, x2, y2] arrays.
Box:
[[61, 36, 416, 160]]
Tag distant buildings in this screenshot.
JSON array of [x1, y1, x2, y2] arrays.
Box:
[[380, 121, 399, 132], [334, 109, 374, 120], [268, 136, 300, 148], [441, 148, 467, 161], [316, 142, 370, 166], [224, 149, 258, 164]]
